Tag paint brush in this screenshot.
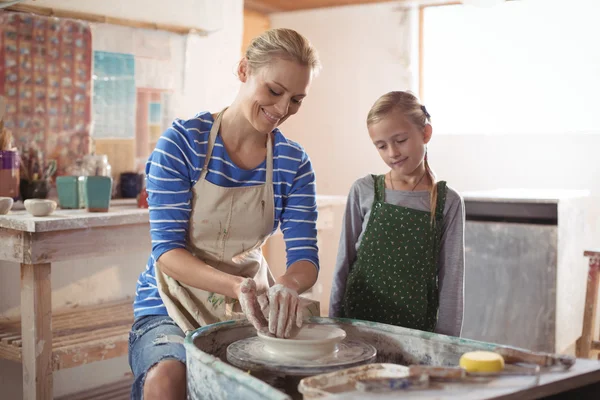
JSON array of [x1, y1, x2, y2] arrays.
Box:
[[0, 128, 11, 151], [355, 364, 541, 393], [0, 95, 9, 151], [0, 95, 5, 130], [408, 364, 540, 379], [355, 373, 430, 392], [493, 347, 575, 370]]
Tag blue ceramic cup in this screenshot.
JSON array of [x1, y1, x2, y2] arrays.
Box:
[[56, 176, 85, 209], [83, 176, 113, 212], [120, 172, 143, 199]]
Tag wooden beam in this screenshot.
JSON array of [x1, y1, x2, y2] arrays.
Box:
[[244, 0, 281, 14], [2, 223, 151, 264], [5, 4, 208, 35], [0, 228, 27, 263], [245, 0, 463, 13], [243, 9, 271, 54], [21, 263, 53, 400], [245, 0, 397, 13], [55, 377, 133, 400], [26, 224, 151, 264], [0, 298, 134, 371], [419, 1, 462, 8], [577, 251, 600, 358]]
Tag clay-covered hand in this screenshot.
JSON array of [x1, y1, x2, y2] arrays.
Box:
[[258, 293, 269, 320], [236, 278, 268, 332], [267, 284, 302, 338]]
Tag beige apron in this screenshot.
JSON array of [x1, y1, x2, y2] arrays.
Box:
[[155, 109, 276, 333]]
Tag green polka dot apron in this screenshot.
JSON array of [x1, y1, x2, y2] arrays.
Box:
[[342, 174, 447, 332]]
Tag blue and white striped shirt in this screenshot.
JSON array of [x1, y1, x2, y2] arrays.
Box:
[[133, 111, 320, 318]]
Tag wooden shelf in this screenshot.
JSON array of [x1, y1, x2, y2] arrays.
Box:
[[0, 299, 133, 370], [56, 377, 133, 400]]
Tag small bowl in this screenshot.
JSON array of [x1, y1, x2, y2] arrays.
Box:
[[0, 197, 13, 215], [257, 324, 347, 360], [24, 199, 57, 217]]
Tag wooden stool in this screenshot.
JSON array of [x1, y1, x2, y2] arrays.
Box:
[[576, 249, 600, 359]]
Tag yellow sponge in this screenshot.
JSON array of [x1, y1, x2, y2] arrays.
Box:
[[459, 351, 505, 373]]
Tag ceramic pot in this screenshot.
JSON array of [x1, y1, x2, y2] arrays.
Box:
[[56, 176, 85, 209], [20, 179, 50, 201], [81, 176, 113, 212], [120, 172, 143, 198], [24, 199, 57, 217], [256, 324, 347, 360], [0, 197, 13, 215]]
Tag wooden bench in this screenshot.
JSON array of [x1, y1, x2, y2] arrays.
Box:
[[576, 249, 600, 359], [0, 299, 133, 370], [56, 377, 133, 400]]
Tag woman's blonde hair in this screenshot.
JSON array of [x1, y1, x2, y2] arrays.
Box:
[[245, 28, 321, 75], [367, 91, 438, 225]]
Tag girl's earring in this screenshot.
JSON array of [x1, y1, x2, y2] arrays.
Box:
[[425, 146, 428, 162]]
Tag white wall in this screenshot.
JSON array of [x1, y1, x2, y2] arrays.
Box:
[[272, 3, 419, 197], [0, 0, 243, 398], [270, 2, 419, 315], [21, 0, 226, 31], [271, 2, 600, 198], [430, 133, 600, 195], [270, 2, 600, 319]]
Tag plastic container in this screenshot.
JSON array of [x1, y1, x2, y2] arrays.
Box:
[[0, 150, 20, 200], [298, 363, 410, 399]]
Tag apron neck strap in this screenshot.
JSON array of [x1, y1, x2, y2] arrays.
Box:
[[434, 181, 447, 224], [265, 132, 274, 185], [374, 175, 448, 222], [373, 174, 386, 202], [201, 108, 274, 184], [201, 108, 226, 179]]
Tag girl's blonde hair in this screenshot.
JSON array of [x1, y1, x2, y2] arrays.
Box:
[[367, 91, 438, 225], [245, 28, 321, 75]]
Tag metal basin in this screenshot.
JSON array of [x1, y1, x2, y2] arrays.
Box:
[[185, 317, 499, 400]]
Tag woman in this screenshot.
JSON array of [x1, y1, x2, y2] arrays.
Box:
[[128, 28, 321, 400]]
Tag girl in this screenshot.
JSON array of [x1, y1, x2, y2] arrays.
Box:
[[329, 91, 464, 337]]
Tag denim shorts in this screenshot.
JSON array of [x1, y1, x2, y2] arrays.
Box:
[[128, 315, 186, 400]]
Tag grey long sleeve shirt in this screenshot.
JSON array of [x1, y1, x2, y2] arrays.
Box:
[[329, 174, 465, 337]]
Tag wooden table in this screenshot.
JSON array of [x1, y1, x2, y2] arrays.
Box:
[[0, 196, 345, 399], [0, 200, 151, 400]]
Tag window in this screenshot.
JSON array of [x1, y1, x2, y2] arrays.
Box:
[[421, 0, 600, 135]]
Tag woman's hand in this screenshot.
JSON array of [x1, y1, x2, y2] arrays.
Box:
[[258, 261, 318, 338], [235, 278, 268, 331], [265, 284, 303, 338]]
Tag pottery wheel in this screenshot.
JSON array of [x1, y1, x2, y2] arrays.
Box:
[[226, 337, 377, 376]]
